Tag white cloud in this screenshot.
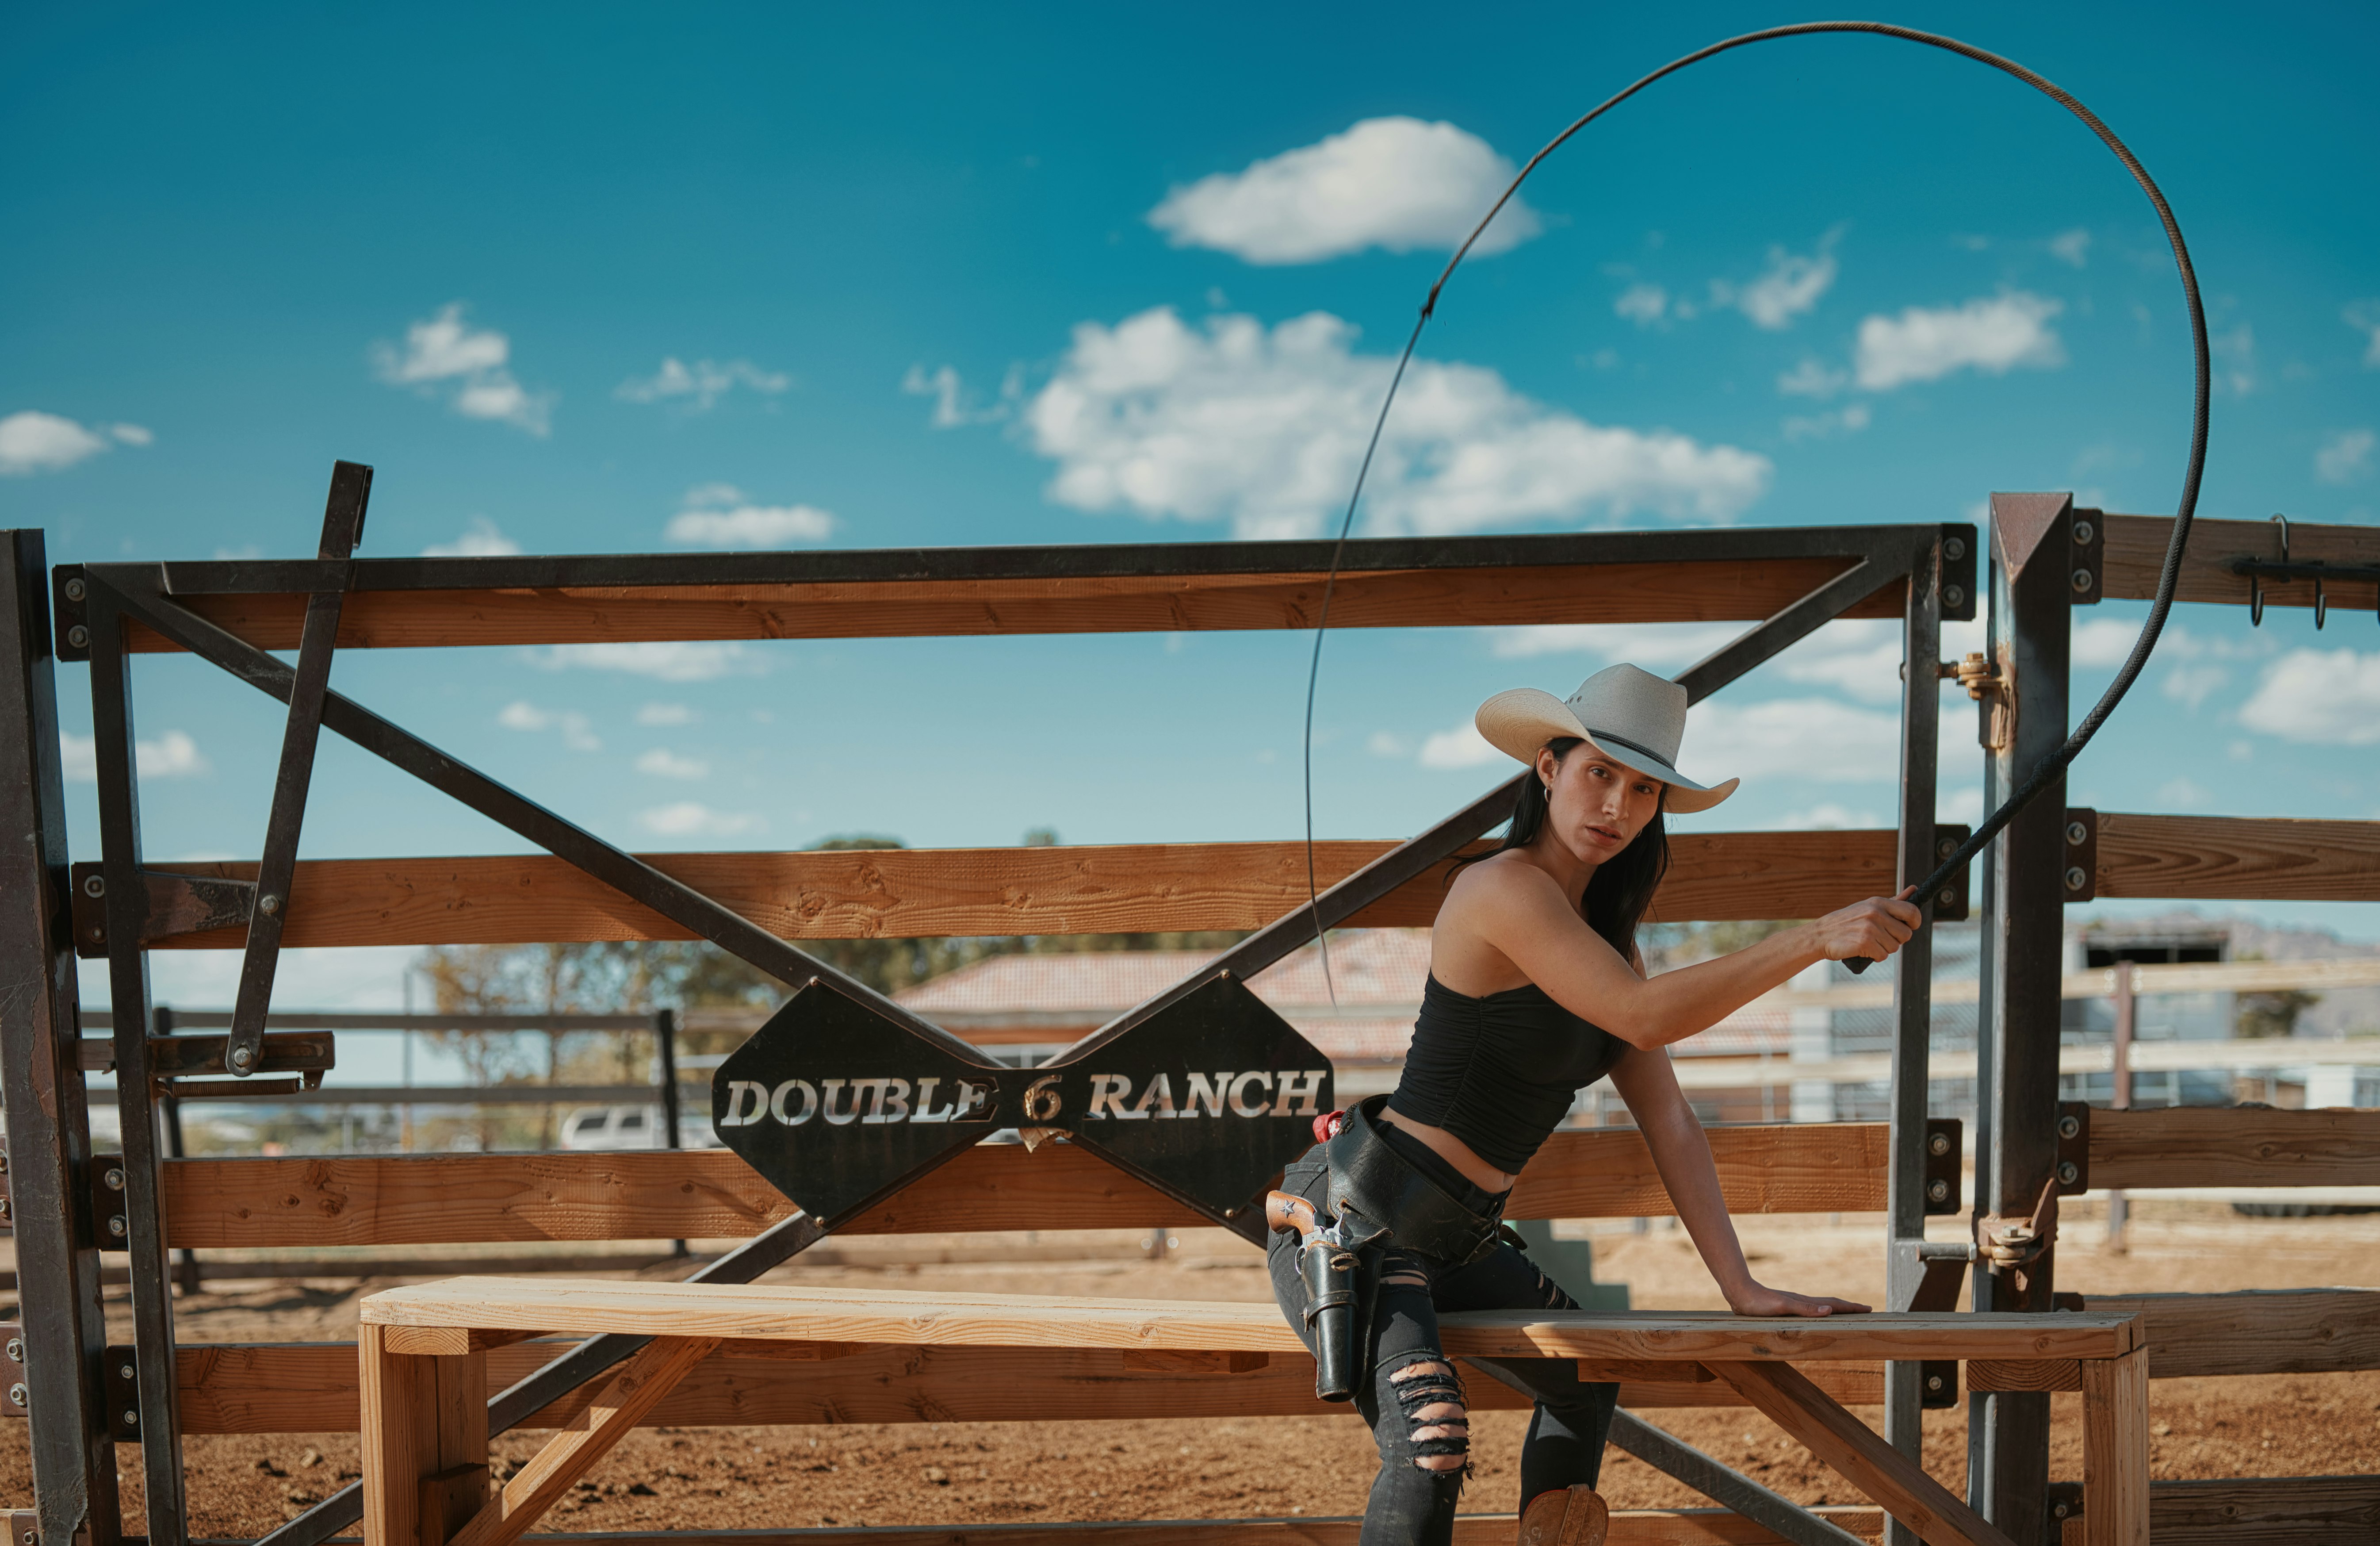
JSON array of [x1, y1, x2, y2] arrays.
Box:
[[903, 363, 1019, 428], [639, 802, 760, 838], [57, 729, 208, 782], [2346, 300, 2380, 367], [1853, 291, 2065, 392], [1776, 359, 1848, 399], [1490, 621, 1745, 665], [1942, 786, 1984, 824], [1720, 234, 1839, 330], [1418, 722, 1501, 769], [636, 702, 696, 726], [2048, 228, 2092, 268], [615, 357, 789, 411], [2156, 775, 2212, 810], [2315, 428, 2374, 484], [421, 517, 522, 557], [1147, 116, 1540, 265], [530, 641, 761, 682], [2239, 649, 2380, 744], [636, 747, 708, 779], [1758, 802, 1883, 831], [1781, 403, 1871, 441], [1022, 307, 1771, 540], [371, 303, 552, 435], [1688, 697, 1900, 781], [107, 423, 153, 446], [1615, 284, 1668, 327], [497, 700, 600, 752], [0, 411, 115, 475], [664, 483, 834, 547], [2162, 664, 2228, 712], [1365, 730, 1409, 758]]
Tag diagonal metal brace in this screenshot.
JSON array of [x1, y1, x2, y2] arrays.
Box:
[[226, 461, 371, 1077], [76, 569, 993, 1072]]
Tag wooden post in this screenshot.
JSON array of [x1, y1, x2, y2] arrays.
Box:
[[2106, 962, 2134, 1251], [2079, 1346, 2147, 1546], [360, 1324, 488, 1546]]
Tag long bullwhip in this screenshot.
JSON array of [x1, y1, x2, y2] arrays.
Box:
[[1299, 21, 2211, 982]]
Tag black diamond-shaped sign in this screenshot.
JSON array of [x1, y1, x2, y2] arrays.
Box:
[[712, 971, 1333, 1228]]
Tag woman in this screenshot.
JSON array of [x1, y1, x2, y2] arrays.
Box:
[[1266, 664, 1921, 1546]]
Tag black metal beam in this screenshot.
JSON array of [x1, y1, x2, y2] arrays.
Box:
[[1970, 495, 2076, 1545], [83, 591, 189, 1546], [1880, 534, 1947, 1546], [78, 568, 996, 1072], [126, 521, 1946, 599], [225, 462, 371, 1078], [0, 531, 122, 1546]]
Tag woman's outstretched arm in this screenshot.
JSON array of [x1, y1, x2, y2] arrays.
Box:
[[1443, 859, 1920, 1048], [1607, 1044, 1870, 1318]]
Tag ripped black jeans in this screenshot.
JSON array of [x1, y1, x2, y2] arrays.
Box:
[[1266, 1146, 1618, 1546]]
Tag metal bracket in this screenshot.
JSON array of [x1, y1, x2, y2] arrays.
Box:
[[2235, 511, 2380, 629], [1937, 522, 1979, 620], [102, 1345, 138, 1442], [2066, 508, 2104, 606], [1918, 1360, 1960, 1409], [50, 566, 90, 664], [2046, 1480, 2085, 1530], [69, 864, 257, 955], [0, 1165, 11, 1234], [8, 1511, 35, 1546], [227, 459, 372, 1077], [1922, 1117, 1964, 1215], [1, 1321, 24, 1416], [2062, 807, 2098, 903], [89, 1162, 128, 1248], [1925, 825, 1974, 924], [2055, 1101, 2091, 1194]]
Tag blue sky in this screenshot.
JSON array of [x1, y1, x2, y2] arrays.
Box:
[[7, 1, 2380, 1025]]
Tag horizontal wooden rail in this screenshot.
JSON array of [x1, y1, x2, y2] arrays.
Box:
[[119, 556, 1903, 654], [2125, 1474, 2380, 1546], [121, 831, 1901, 952], [2089, 1106, 2380, 1190], [2103, 512, 2380, 613], [2080, 1289, 2379, 1379], [2094, 812, 2380, 902], [175, 1337, 1886, 1435], [158, 1123, 1889, 1248]]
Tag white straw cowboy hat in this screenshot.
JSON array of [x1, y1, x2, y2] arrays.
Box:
[[1475, 664, 1740, 814]]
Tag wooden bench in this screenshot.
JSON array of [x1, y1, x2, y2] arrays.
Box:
[[357, 1279, 2148, 1546]]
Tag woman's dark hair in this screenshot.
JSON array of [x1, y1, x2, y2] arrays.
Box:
[[1453, 737, 1670, 961]]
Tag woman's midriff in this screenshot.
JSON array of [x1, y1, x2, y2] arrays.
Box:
[[1377, 1107, 1517, 1194]]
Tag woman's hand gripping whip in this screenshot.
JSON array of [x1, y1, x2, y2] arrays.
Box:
[[1300, 23, 2212, 980]]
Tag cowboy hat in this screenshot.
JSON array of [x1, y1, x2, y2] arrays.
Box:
[[1475, 663, 1739, 814]]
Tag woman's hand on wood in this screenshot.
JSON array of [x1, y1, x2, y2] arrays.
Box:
[[1725, 1280, 1872, 1318], [1807, 887, 1922, 962]]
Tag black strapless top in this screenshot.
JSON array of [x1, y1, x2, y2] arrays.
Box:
[[1385, 974, 1628, 1174]]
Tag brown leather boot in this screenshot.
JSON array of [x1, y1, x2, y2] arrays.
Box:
[[1517, 1485, 1608, 1546]]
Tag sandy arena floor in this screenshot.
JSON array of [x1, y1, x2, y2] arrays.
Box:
[[7, 1199, 2376, 1538]]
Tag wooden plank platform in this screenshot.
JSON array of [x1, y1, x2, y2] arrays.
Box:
[[123, 829, 1898, 951], [358, 1278, 2138, 1365], [171, 1339, 1891, 1435], [158, 1124, 1891, 1249]]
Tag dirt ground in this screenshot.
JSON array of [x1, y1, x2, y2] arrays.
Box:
[[7, 1198, 2377, 1538]]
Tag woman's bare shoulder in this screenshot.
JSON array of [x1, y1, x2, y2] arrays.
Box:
[[1440, 851, 1569, 920]]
